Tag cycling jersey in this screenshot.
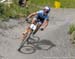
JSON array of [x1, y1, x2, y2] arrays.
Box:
[[34, 10, 49, 24]]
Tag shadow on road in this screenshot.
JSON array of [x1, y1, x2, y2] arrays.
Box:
[[0, 55, 5, 59], [35, 39, 56, 50], [18, 36, 56, 54]]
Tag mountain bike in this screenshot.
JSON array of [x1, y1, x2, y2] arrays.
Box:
[[18, 22, 41, 54]]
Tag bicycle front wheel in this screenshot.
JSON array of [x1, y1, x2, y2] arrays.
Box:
[[19, 45, 36, 54], [18, 31, 31, 51]]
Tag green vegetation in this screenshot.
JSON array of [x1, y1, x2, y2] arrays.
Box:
[[0, 0, 75, 20], [69, 24, 75, 44], [0, 3, 5, 18], [30, 0, 75, 8], [68, 24, 75, 34], [0, 0, 40, 20], [70, 31, 75, 44]]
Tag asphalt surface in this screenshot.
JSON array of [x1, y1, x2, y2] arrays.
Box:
[[0, 8, 75, 59]]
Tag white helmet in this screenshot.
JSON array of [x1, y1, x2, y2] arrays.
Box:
[[44, 6, 50, 13]]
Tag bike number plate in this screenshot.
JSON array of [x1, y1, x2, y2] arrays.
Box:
[[30, 24, 37, 31]]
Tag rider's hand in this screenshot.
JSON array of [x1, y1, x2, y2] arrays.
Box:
[[40, 28, 44, 31]]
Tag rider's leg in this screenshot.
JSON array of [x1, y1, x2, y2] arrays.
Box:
[[22, 18, 36, 39], [22, 24, 30, 40], [33, 22, 42, 35], [31, 18, 37, 24], [23, 18, 36, 34]]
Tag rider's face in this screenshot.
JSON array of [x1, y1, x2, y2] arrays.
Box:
[[44, 9, 49, 15]]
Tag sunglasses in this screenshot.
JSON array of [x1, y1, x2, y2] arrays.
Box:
[[46, 11, 49, 13], [44, 9, 49, 13]]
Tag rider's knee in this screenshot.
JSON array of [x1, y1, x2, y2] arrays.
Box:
[[31, 18, 37, 24]]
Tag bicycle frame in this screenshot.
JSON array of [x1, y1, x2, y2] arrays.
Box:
[[18, 23, 38, 51]]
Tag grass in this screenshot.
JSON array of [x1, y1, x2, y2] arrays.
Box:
[[0, 0, 75, 20], [68, 24, 75, 34], [60, 0, 75, 8], [30, 0, 75, 8], [69, 24, 75, 44], [70, 31, 75, 44], [0, 0, 41, 20]]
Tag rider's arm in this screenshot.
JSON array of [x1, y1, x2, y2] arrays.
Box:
[[41, 19, 49, 29], [27, 12, 37, 18]]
